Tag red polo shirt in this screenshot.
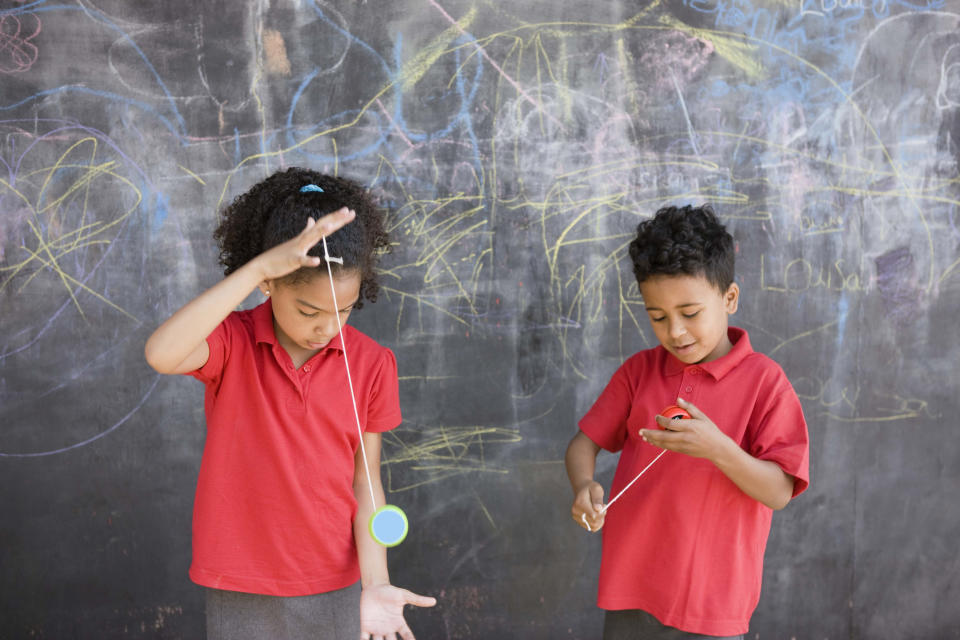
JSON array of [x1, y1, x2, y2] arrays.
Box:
[[186, 301, 401, 596], [579, 327, 809, 636]]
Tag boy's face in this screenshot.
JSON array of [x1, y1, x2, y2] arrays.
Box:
[[639, 273, 739, 364], [261, 271, 362, 359]]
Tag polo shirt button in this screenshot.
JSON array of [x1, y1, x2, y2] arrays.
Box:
[[685, 386, 693, 393], [303, 364, 311, 372]]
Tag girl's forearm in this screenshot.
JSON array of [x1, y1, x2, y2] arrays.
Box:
[[354, 484, 389, 587], [144, 259, 265, 373], [354, 433, 390, 587]]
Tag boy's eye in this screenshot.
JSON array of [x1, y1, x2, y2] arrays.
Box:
[[650, 316, 666, 322], [299, 310, 319, 318], [683, 311, 701, 319]]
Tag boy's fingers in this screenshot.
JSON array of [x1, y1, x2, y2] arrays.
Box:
[[676, 397, 704, 419], [641, 428, 673, 447], [581, 513, 592, 531], [588, 484, 605, 505], [655, 414, 689, 431]]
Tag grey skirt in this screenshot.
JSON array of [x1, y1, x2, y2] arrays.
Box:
[[604, 609, 745, 640], [206, 581, 361, 640]]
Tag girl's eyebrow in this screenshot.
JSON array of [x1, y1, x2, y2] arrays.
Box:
[[296, 297, 359, 312], [296, 298, 323, 310]]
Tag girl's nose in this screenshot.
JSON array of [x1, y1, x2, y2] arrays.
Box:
[[317, 315, 337, 336]]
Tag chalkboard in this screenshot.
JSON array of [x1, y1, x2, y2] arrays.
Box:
[[3, 1, 959, 637]]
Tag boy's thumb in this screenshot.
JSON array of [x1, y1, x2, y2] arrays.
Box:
[[589, 484, 605, 507]]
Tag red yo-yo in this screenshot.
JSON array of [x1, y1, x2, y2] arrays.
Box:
[[658, 404, 691, 428]]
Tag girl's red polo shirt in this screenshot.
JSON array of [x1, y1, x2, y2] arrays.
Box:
[[579, 327, 809, 636], [185, 301, 401, 596]]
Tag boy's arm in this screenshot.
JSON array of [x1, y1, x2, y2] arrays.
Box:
[[144, 210, 354, 375], [640, 398, 795, 510], [354, 432, 436, 640], [565, 431, 607, 531]]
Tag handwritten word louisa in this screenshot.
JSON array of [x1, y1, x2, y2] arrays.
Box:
[[760, 254, 865, 293]]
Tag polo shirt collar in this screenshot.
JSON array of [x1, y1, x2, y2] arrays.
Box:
[[250, 300, 344, 353], [662, 326, 752, 381]]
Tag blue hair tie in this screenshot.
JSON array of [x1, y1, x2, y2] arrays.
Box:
[[300, 184, 324, 193]]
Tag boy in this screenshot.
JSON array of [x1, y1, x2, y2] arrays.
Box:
[[565, 205, 809, 638]]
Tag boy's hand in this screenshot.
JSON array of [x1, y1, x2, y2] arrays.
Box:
[[571, 481, 606, 532], [255, 207, 356, 281], [640, 397, 732, 462], [360, 583, 436, 640]]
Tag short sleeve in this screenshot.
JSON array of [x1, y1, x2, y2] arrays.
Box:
[[185, 318, 231, 387], [749, 383, 810, 497], [364, 348, 402, 433], [578, 359, 636, 453]]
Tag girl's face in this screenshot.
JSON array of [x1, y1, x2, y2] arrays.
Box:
[[639, 273, 739, 365], [260, 270, 362, 360]]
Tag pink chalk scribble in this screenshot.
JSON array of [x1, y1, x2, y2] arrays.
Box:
[[0, 12, 41, 74]]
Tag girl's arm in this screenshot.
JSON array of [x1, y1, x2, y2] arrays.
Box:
[[144, 209, 354, 374], [354, 432, 436, 640], [354, 431, 389, 587]]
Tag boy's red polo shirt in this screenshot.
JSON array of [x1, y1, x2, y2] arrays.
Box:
[[186, 301, 401, 596], [579, 327, 809, 636]]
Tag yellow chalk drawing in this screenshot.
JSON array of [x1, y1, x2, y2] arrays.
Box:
[[1, 137, 141, 320]]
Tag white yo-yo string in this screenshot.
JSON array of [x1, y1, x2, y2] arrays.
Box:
[[599, 449, 667, 514], [320, 233, 408, 547]]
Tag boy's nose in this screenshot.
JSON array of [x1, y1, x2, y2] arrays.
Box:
[[669, 321, 687, 338]]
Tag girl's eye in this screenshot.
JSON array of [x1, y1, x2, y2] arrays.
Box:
[[683, 311, 701, 319], [651, 316, 666, 323]]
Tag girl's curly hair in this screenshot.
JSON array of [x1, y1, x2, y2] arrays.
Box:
[[213, 167, 390, 308], [628, 204, 735, 292]]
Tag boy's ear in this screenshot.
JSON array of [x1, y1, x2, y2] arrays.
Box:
[[724, 282, 740, 314]]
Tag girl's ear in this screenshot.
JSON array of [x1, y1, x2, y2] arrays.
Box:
[[724, 282, 740, 315], [258, 281, 273, 298]]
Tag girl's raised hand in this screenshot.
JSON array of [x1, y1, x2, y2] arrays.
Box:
[[255, 207, 355, 281]]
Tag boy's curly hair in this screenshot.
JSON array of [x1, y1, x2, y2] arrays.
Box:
[[213, 167, 390, 308], [628, 204, 734, 292]]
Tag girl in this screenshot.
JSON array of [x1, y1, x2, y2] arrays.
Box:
[[145, 167, 435, 640]]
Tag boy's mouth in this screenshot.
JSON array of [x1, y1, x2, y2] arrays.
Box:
[[673, 342, 696, 354]]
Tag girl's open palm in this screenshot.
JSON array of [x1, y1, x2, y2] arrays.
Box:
[[256, 207, 355, 281], [360, 583, 436, 640]]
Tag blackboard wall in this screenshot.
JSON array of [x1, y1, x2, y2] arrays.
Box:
[[3, 1, 959, 637]]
